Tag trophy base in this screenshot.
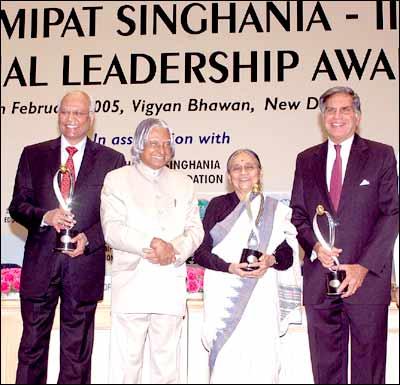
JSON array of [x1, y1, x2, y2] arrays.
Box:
[[54, 229, 78, 252], [240, 248, 263, 271], [326, 270, 346, 296]]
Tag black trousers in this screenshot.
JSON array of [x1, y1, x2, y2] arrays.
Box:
[[306, 296, 388, 384], [16, 253, 98, 384]]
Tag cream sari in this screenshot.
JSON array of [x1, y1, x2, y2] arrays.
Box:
[[202, 195, 302, 384]]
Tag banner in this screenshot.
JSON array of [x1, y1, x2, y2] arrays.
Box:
[[1, 1, 398, 266]]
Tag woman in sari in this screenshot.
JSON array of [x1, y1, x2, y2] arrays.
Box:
[[194, 149, 302, 384]]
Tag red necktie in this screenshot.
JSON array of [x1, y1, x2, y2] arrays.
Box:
[[330, 144, 342, 211], [61, 146, 78, 200]]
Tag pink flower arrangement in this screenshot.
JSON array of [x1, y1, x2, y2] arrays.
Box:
[[186, 264, 204, 293], [1, 268, 21, 295]]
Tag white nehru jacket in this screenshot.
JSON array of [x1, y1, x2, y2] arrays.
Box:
[[101, 162, 204, 316]]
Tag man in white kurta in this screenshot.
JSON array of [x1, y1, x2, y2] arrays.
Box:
[[100, 118, 204, 384]]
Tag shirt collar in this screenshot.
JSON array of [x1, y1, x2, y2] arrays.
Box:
[[136, 161, 163, 178], [61, 135, 87, 153], [328, 135, 354, 153]]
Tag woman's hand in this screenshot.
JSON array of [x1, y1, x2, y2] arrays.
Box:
[[246, 253, 276, 278], [228, 262, 252, 277], [228, 253, 276, 278]]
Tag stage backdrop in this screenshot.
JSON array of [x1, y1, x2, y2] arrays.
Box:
[[1, 1, 398, 267]]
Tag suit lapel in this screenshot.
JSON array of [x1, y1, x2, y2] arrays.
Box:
[[47, 138, 62, 180], [312, 141, 333, 211], [37, 138, 62, 208], [337, 134, 369, 215], [75, 139, 97, 192]]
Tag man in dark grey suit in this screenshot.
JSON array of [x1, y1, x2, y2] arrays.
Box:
[[290, 86, 398, 384], [9, 90, 126, 384]]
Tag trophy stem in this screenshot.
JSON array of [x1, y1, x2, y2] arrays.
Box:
[[246, 192, 264, 248], [241, 190, 265, 271], [313, 205, 344, 295], [254, 193, 264, 227], [53, 166, 77, 251]]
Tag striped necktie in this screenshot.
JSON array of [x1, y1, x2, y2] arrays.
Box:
[[61, 146, 78, 200]]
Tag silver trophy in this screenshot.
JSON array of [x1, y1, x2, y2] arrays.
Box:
[[53, 165, 77, 252], [240, 184, 264, 271], [313, 205, 345, 295]]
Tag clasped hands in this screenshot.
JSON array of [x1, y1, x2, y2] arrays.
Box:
[[43, 208, 87, 258], [314, 242, 369, 298], [229, 253, 276, 278], [143, 237, 177, 266]]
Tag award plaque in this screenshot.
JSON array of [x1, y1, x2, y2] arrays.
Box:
[[313, 205, 345, 295], [53, 165, 77, 252], [240, 184, 264, 271]]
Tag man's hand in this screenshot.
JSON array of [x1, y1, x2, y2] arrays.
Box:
[[145, 238, 176, 265], [314, 242, 342, 269], [142, 248, 161, 264], [43, 208, 76, 232], [64, 232, 88, 258], [337, 264, 368, 298]]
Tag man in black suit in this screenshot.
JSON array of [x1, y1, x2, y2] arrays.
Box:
[[9, 90, 126, 384], [290, 86, 398, 383]]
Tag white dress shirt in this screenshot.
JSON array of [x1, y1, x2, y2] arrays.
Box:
[[311, 135, 354, 261], [326, 135, 354, 191]]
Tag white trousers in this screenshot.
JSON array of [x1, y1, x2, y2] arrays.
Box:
[[108, 313, 183, 384]]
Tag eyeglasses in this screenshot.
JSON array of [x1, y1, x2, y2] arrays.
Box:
[[324, 106, 355, 116], [59, 110, 90, 119], [229, 164, 259, 174], [145, 140, 173, 151]]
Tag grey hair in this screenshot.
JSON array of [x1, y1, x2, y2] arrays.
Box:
[[226, 148, 262, 172], [319, 86, 361, 114], [58, 90, 95, 113], [131, 118, 175, 164]]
